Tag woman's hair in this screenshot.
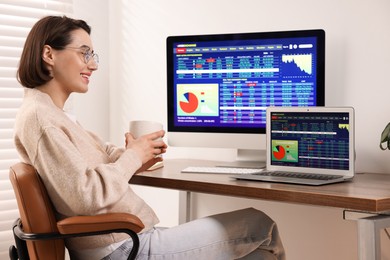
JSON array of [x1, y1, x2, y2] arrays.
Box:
[[17, 16, 91, 88]]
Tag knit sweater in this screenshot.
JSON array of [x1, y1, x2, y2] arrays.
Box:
[[14, 88, 159, 250]]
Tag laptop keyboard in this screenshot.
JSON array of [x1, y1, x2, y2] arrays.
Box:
[[254, 171, 343, 181]]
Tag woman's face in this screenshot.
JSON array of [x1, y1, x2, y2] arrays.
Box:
[[51, 29, 98, 95]]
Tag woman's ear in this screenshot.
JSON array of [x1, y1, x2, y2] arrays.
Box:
[[42, 45, 54, 66]]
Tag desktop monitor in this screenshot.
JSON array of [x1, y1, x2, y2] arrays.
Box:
[[167, 29, 325, 163]]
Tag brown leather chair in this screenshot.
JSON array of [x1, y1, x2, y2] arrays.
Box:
[[9, 162, 144, 260]]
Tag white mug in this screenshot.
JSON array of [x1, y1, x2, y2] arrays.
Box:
[[129, 120, 163, 139], [129, 120, 164, 170]]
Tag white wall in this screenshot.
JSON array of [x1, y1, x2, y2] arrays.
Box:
[[74, 0, 390, 259]]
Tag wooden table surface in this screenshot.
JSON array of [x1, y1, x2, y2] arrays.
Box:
[[130, 159, 390, 213]]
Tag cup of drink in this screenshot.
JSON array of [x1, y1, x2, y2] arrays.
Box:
[[129, 120, 164, 170]]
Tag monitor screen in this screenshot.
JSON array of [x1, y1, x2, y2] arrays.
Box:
[[167, 29, 325, 162], [267, 107, 353, 172]]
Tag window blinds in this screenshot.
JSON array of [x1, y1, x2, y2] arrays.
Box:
[[0, 1, 72, 258]]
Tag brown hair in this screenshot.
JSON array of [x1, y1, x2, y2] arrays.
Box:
[[17, 16, 91, 88]]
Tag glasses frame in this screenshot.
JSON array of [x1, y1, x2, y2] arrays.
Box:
[[62, 46, 99, 66]]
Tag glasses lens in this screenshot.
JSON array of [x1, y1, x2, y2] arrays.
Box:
[[93, 53, 99, 64], [84, 52, 99, 65], [84, 52, 91, 63]]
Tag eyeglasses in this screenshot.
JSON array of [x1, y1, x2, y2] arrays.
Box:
[[63, 46, 99, 66]]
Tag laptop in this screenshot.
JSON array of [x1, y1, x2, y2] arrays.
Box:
[[234, 106, 355, 185]]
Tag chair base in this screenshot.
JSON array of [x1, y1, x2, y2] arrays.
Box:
[[9, 245, 18, 260]]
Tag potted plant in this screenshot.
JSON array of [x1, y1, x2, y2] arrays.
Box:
[[380, 123, 390, 150]]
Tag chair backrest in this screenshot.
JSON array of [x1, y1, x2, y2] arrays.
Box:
[[10, 162, 65, 260]]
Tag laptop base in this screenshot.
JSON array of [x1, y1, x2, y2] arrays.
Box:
[[233, 175, 353, 186]]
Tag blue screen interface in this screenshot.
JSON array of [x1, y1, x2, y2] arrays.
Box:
[[170, 34, 322, 131], [270, 111, 350, 170]]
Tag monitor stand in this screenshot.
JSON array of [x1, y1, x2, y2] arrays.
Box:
[[217, 149, 266, 169]]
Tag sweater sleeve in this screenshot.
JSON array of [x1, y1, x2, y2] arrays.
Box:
[[85, 130, 126, 162], [33, 126, 142, 216]]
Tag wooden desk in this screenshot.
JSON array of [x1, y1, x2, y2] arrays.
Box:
[[130, 159, 390, 260]]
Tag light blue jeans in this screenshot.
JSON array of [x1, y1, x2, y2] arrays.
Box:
[[102, 208, 285, 260]]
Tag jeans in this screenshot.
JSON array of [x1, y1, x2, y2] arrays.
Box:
[[102, 207, 285, 260]]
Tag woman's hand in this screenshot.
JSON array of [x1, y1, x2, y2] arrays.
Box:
[[125, 130, 167, 164]]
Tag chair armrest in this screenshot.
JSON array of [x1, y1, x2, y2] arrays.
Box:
[[57, 213, 144, 235]]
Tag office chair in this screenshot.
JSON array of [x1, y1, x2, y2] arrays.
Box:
[[8, 162, 144, 260]]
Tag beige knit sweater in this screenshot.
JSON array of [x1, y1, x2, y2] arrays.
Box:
[[14, 88, 159, 250]]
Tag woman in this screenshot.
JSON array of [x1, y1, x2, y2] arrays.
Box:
[[14, 15, 285, 260]]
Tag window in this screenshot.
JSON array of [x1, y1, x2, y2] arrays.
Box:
[[0, 1, 73, 258]]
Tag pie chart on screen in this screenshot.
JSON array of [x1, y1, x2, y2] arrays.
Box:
[[180, 92, 198, 113], [273, 145, 286, 160]]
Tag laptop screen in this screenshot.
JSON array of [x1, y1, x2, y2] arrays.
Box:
[[268, 109, 352, 171]]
